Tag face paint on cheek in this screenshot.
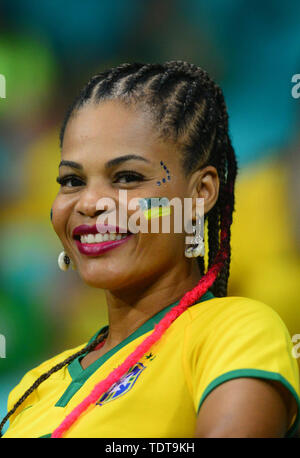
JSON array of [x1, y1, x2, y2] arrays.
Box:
[[138, 197, 172, 220], [157, 161, 171, 185]]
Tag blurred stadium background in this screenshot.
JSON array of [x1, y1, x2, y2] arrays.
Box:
[[0, 0, 299, 435]]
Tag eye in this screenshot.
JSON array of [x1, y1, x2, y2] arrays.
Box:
[[113, 171, 145, 184], [56, 175, 84, 187]]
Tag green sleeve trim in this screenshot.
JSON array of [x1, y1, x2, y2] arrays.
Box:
[[39, 433, 51, 438], [197, 368, 300, 438]]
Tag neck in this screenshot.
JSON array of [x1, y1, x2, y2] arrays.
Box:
[[103, 260, 202, 348]]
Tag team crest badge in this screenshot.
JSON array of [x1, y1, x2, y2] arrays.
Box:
[[96, 362, 146, 406]]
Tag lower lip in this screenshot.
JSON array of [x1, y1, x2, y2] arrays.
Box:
[[74, 234, 134, 256]]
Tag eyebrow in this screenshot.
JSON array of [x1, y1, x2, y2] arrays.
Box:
[[59, 155, 150, 171], [59, 160, 83, 170], [104, 154, 151, 169]]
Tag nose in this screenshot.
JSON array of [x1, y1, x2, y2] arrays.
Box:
[[74, 185, 115, 219]]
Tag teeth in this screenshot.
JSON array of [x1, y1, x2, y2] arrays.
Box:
[[87, 234, 94, 243], [95, 233, 103, 243], [80, 233, 129, 244]]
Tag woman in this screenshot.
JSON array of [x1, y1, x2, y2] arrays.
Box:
[[1, 61, 299, 438]]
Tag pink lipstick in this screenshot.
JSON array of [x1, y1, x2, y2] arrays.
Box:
[[72, 224, 134, 256]]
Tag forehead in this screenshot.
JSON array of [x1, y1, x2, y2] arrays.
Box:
[[61, 99, 177, 165]]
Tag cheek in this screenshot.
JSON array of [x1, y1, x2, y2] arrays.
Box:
[[51, 194, 73, 239]]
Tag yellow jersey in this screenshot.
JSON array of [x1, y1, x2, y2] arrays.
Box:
[[3, 291, 300, 438]]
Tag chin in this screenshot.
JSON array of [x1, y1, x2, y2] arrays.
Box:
[[77, 263, 128, 290]]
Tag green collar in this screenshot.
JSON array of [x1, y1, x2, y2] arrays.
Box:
[[72, 289, 214, 381], [55, 290, 214, 408]]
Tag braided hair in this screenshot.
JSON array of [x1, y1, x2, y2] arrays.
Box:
[[0, 60, 238, 438]]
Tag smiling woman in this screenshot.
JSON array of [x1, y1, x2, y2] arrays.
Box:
[[1, 61, 299, 438]]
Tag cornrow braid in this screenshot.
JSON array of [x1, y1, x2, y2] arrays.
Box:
[[182, 80, 199, 115], [123, 63, 163, 93], [212, 82, 237, 296], [148, 70, 193, 131], [94, 62, 144, 98], [216, 140, 238, 296], [0, 60, 238, 438], [207, 206, 220, 269], [170, 80, 196, 135], [149, 67, 179, 94], [0, 329, 109, 437]]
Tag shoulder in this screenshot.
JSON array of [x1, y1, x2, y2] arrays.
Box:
[[183, 296, 300, 436], [183, 295, 299, 403], [24, 342, 87, 380], [7, 342, 86, 416], [189, 294, 282, 317], [186, 295, 291, 338]]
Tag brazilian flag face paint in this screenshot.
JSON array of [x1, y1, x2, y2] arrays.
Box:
[[138, 198, 171, 221]]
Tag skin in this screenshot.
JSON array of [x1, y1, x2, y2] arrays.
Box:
[[52, 99, 295, 438]]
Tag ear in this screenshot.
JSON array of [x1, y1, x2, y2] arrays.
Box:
[[188, 166, 220, 219]]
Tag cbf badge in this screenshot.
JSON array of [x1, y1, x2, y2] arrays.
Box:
[[96, 362, 146, 406]]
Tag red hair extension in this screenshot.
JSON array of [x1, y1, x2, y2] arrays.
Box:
[[94, 339, 106, 351], [51, 246, 228, 438]]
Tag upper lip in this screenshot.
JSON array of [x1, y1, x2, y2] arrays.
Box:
[[72, 224, 129, 238]]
